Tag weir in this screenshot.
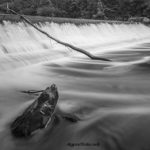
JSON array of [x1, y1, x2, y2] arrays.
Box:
[[0, 15, 150, 71], [0, 14, 132, 24]]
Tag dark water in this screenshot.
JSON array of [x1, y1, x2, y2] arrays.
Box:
[[0, 22, 150, 150]]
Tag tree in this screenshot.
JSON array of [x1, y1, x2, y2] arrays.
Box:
[[93, 0, 105, 19], [0, 0, 149, 20]]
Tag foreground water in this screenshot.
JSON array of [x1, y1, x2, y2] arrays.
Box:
[[0, 22, 150, 150]]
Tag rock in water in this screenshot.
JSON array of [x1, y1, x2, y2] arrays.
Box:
[[11, 84, 59, 138]]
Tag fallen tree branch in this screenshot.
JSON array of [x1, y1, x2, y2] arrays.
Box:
[[21, 90, 43, 94], [7, 6, 111, 61]]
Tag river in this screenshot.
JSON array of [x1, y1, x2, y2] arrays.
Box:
[[0, 21, 150, 150]]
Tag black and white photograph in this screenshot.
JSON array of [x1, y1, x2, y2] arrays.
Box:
[[0, 0, 150, 150]]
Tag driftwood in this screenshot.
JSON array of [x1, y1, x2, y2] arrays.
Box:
[[7, 7, 111, 61], [12, 84, 79, 138], [11, 84, 59, 137], [21, 90, 43, 94]]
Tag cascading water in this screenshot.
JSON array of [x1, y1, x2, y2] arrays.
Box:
[[0, 21, 150, 150], [0, 21, 150, 71]]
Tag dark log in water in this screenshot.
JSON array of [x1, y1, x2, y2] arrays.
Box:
[[10, 84, 59, 138], [20, 90, 44, 94]]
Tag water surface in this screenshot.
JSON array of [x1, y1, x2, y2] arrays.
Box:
[[0, 22, 150, 150]]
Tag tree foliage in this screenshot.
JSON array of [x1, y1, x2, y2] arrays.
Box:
[[0, 0, 150, 20]]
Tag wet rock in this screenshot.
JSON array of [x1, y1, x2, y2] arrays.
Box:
[[11, 84, 59, 138], [62, 114, 80, 123]]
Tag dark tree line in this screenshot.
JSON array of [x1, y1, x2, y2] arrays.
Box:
[[0, 0, 150, 20]]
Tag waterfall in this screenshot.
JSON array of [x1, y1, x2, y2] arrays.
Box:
[[0, 21, 150, 71]]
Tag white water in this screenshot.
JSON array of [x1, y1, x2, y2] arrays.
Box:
[[1, 21, 150, 150], [0, 21, 150, 71]]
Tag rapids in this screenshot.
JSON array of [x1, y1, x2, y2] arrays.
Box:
[[0, 21, 150, 150]]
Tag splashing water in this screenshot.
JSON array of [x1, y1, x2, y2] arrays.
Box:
[[0, 21, 150, 150], [0, 21, 150, 71]]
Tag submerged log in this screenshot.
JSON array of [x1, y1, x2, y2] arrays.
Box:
[[11, 84, 59, 138]]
